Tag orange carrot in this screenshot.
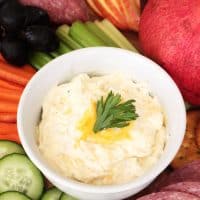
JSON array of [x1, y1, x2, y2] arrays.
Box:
[[0, 61, 33, 86], [0, 101, 18, 113], [0, 113, 16, 123], [0, 123, 18, 135], [0, 79, 23, 90], [0, 88, 22, 102], [0, 134, 20, 143], [0, 123, 20, 143], [22, 65, 36, 74], [0, 55, 36, 75]]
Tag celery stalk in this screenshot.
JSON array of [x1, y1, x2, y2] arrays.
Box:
[[50, 42, 72, 58], [29, 52, 53, 70], [85, 22, 119, 47], [56, 25, 83, 50], [50, 52, 60, 58], [95, 20, 138, 52], [57, 42, 72, 55], [69, 21, 107, 47]]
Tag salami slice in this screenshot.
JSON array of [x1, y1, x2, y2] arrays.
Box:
[[136, 191, 200, 200], [20, 0, 90, 24], [163, 161, 200, 186], [162, 182, 200, 198], [142, 161, 200, 193]]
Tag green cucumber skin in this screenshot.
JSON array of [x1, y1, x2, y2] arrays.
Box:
[[56, 27, 82, 50], [59, 193, 77, 200], [69, 21, 107, 47], [0, 191, 31, 200], [0, 153, 44, 200], [85, 22, 119, 47], [0, 140, 25, 159], [41, 187, 62, 200]]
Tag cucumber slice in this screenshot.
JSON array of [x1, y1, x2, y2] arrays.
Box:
[[69, 21, 107, 47], [0, 154, 44, 200], [59, 193, 77, 200], [85, 22, 119, 47], [0, 140, 25, 159], [0, 191, 31, 200], [56, 25, 82, 50], [41, 187, 62, 200], [95, 20, 138, 52]]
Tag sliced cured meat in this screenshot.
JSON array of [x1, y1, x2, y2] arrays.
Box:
[[146, 169, 171, 193], [162, 182, 200, 198], [19, 0, 90, 24], [136, 191, 200, 200], [140, 161, 200, 192], [164, 161, 200, 187]]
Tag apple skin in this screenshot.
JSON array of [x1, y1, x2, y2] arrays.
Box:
[[139, 0, 200, 105], [93, 0, 128, 29], [87, 0, 140, 31], [86, 0, 103, 16], [118, 0, 140, 31]]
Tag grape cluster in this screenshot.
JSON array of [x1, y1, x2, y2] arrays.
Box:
[[0, 0, 58, 66]]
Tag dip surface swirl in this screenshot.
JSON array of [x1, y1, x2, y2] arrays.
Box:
[[37, 74, 166, 185]]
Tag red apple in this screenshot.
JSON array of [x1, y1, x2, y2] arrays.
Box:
[[87, 0, 140, 31], [93, 0, 128, 29], [86, 0, 103, 16], [118, 0, 140, 30]]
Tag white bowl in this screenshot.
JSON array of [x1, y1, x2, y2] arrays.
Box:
[[17, 47, 186, 200]]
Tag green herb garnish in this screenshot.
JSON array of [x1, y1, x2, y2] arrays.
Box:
[[93, 91, 139, 133]]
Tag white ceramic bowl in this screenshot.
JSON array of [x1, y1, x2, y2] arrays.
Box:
[[17, 47, 186, 200]]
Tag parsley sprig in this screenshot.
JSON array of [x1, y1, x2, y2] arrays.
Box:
[[93, 91, 139, 133]]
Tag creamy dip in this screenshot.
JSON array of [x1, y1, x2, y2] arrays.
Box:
[[37, 74, 166, 185]]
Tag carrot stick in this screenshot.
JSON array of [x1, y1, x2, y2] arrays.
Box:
[[0, 79, 23, 90], [22, 65, 36, 74], [0, 134, 20, 143], [0, 55, 36, 75], [0, 61, 33, 86], [0, 113, 16, 123], [0, 123, 20, 143], [0, 123, 18, 135], [0, 101, 18, 113], [0, 88, 22, 102]]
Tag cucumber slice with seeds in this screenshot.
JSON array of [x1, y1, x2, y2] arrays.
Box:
[[0, 191, 31, 200], [59, 193, 77, 200], [41, 187, 62, 200], [0, 154, 44, 200], [0, 140, 25, 159]]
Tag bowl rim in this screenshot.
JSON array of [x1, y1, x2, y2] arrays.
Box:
[[17, 47, 186, 194]]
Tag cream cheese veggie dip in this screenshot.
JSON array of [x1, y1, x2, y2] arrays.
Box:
[[37, 73, 166, 185]]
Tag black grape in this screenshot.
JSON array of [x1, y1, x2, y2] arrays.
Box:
[[22, 26, 59, 52], [1, 37, 28, 66], [0, 1, 26, 31], [24, 6, 50, 26]]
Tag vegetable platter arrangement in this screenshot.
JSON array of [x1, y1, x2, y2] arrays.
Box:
[[0, 0, 199, 199]]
